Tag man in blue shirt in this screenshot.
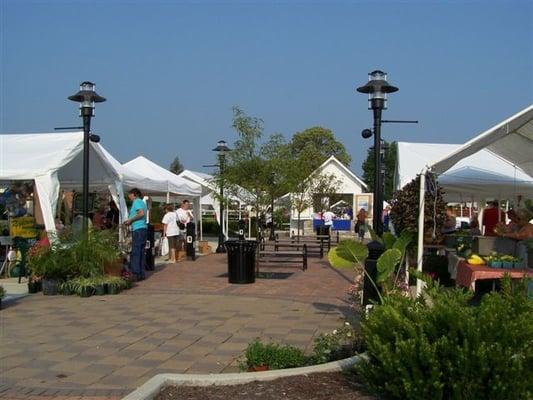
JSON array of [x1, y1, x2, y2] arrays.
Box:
[[124, 188, 148, 280]]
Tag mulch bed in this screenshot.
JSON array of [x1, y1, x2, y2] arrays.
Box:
[[155, 372, 376, 400]]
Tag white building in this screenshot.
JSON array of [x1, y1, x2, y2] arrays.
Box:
[[288, 156, 369, 234]]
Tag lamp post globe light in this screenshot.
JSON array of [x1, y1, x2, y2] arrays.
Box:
[[356, 70, 398, 236], [213, 140, 231, 253], [68, 81, 106, 236], [356, 70, 398, 306]]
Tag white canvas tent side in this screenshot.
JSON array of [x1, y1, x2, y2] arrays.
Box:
[[0, 132, 125, 235], [412, 105, 533, 294]]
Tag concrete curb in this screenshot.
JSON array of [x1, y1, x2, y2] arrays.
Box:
[[122, 354, 363, 400]]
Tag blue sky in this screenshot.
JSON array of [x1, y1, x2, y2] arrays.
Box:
[[1, 0, 532, 175]]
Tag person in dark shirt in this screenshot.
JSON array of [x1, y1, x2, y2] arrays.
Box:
[[106, 201, 120, 229]]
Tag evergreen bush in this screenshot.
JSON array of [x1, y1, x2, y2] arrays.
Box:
[[356, 278, 533, 400]]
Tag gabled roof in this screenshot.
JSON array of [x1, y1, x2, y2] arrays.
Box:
[[313, 155, 367, 189]]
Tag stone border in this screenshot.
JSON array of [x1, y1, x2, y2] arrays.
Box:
[[122, 355, 363, 400]]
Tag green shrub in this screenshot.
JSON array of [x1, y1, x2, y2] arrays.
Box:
[[28, 229, 120, 280], [239, 340, 307, 371], [311, 321, 363, 364], [356, 278, 533, 400]]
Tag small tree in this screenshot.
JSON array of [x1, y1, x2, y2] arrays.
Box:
[[169, 156, 184, 175], [361, 141, 397, 201]]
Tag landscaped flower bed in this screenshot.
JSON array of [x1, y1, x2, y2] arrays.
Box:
[[154, 372, 375, 400]]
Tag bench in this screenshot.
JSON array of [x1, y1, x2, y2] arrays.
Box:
[[257, 246, 307, 272], [274, 240, 326, 258]]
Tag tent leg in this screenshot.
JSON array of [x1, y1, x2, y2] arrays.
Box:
[[416, 170, 426, 296]]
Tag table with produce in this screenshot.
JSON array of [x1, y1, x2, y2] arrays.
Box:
[[455, 253, 533, 291]]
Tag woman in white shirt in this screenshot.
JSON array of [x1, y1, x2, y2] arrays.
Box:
[[162, 204, 180, 263]]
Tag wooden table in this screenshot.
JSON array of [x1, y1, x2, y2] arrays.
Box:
[[455, 260, 533, 291]]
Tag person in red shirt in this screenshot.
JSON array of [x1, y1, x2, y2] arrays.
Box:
[[482, 201, 505, 236]]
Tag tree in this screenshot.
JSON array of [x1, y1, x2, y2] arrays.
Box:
[[361, 141, 397, 201], [220, 106, 279, 237], [290, 126, 351, 171], [169, 156, 184, 175]]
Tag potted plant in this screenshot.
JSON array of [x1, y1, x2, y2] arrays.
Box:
[[93, 277, 106, 296], [58, 280, 75, 295], [0, 285, 5, 310], [500, 255, 515, 269], [106, 276, 127, 294], [28, 275, 42, 293]]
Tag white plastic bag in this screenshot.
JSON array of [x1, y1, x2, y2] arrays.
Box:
[[161, 237, 169, 256]]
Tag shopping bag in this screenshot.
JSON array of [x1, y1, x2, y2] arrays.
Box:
[[161, 237, 169, 256]]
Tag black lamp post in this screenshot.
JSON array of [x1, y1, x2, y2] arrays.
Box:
[[269, 171, 276, 241], [213, 140, 231, 253], [357, 71, 398, 306], [68, 81, 106, 236], [357, 70, 398, 236]]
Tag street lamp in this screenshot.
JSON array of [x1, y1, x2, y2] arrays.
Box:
[[213, 140, 231, 253], [357, 70, 398, 236], [269, 171, 276, 241], [68, 81, 106, 236]]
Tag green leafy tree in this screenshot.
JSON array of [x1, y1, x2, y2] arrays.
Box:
[[290, 126, 351, 170], [361, 141, 397, 201], [169, 156, 184, 175]]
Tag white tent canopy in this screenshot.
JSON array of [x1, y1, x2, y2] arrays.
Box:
[[124, 157, 201, 198], [413, 105, 533, 294], [432, 105, 533, 178], [396, 142, 533, 201], [0, 132, 125, 234], [100, 147, 177, 195]]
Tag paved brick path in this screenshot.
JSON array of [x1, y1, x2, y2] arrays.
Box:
[[0, 251, 355, 399]]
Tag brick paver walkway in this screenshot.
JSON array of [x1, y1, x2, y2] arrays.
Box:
[[0, 252, 355, 399]]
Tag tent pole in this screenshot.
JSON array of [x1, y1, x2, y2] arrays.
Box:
[[416, 169, 427, 296]]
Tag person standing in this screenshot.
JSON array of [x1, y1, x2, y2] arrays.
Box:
[[355, 208, 368, 242], [382, 205, 391, 232], [176, 199, 193, 262], [482, 201, 505, 236], [124, 188, 148, 280], [162, 204, 180, 263], [322, 208, 335, 235], [106, 201, 120, 229]]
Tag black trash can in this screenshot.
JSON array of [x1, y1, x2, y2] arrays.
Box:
[[145, 224, 155, 271], [186, 222, 196, 261], [224, 240, 258, 284]]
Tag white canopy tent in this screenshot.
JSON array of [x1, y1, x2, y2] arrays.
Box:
[[179, 169, 249, 239], [396, 142, 533, 202], [0, 132, 126, 235], [124, 156, 203, 238], [412, 105, 533, 294]]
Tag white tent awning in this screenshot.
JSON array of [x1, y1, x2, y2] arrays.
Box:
[[124, 156, 201, 197], [431, 105, 533, 178]]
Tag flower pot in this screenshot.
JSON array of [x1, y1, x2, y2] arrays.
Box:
[[94, 284, 106, 296], [79, 286, 94, 297], [42, 279, 58, 296], [28, 281, 42, 293], [107, 285, 121, 295], [513, 260, 524, 269], [502, 261, 513, 269], [248, 365, 269, 372], [104, 259, 124, 277], [490, 261, 502, 268]]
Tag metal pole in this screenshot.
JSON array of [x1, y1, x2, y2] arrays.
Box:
[[216, 154, 226, 253], [269, 193, 275, 241], [81, 109, 92, 238], [373, 107, 383, 236]]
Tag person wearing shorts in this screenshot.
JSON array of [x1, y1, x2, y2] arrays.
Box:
[[162, 204, 180, 263]]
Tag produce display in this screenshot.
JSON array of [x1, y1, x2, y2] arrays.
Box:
[[467, 252, 524, 269]]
